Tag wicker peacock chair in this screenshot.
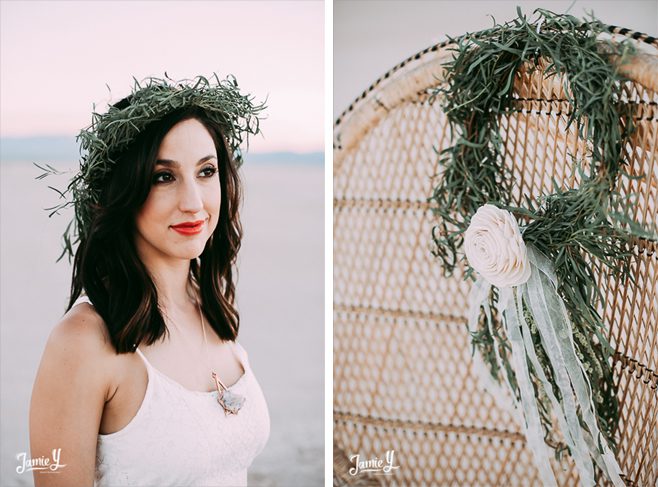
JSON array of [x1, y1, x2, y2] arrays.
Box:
[[333, 24, 658, 486]]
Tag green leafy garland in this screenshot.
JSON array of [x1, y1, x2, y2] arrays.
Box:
[[429, 9, 652, 458], [36, 73, 265, 262]]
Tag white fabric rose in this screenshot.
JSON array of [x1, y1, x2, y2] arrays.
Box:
[[464, 204, 531, 288]]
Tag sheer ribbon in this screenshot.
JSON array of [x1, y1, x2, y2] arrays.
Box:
[[466, 245, 623, 486]]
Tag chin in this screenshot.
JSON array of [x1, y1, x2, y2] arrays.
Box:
[[176, 246, 207, 260], [162, 240, 208, 260]]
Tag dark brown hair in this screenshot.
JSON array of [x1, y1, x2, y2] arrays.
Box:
[[67, 102, 242, 353]]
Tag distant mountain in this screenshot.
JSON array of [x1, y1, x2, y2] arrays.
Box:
[[0, 136, 323, 165], [0, 136, 80, 162], [245, 151, 324, 165]]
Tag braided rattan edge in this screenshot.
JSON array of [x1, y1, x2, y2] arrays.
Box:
[[334, 26, 658, 158]]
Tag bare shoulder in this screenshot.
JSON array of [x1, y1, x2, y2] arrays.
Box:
[[41, 302, 119, 397], [48, 302, 115, 360], [30, 303, 117, 485]]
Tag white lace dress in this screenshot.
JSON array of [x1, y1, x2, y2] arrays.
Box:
[[73, 297, 270, 486]]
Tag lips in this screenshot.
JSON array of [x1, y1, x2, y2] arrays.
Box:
[[171, 219, 205, 235]]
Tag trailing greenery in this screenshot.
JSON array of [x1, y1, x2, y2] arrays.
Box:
[[36, 73, 265, 261], [429, 8, 653, 457]]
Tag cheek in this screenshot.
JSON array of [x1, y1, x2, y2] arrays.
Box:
[[208, 180, 222, 214], [135, 192, 168, 235], [202, 180, 222, 234]]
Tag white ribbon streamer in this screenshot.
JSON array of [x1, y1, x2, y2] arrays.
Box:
[[516, 292, 595, 486], [465, 244, 624, 487], [525, 246, 623, 487], [502, 286, 558, 487], [466, 278, 519, 418]]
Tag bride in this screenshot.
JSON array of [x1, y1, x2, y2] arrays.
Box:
[[29, 75, 270, 486]]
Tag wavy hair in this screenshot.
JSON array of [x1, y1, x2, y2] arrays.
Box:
[[67, 103, 242, 353]]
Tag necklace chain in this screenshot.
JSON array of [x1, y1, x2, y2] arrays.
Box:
[[160, 295, 245, 415], [161, 298, 219, 391], [196, 300, 229, 391]]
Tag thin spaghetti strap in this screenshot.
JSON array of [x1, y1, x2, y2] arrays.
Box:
[[72, 293, 92, 307], [134, 348, 152, 370], [232, 342, 250, 368]]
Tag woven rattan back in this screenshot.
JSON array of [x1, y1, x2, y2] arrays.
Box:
[[334, 31, 658, 486]]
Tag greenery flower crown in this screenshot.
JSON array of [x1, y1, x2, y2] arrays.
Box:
[[37, 73, 266, 261]]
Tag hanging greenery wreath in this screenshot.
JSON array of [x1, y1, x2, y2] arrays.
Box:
[[429, 8, 655, 486]]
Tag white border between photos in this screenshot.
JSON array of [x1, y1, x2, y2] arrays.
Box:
[[324, 0, 334, 486]]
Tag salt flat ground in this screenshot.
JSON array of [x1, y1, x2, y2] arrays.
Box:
[[0, 160, 324, 486]]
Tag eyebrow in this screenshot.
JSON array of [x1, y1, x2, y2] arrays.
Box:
[[155, 155, 217, 167]]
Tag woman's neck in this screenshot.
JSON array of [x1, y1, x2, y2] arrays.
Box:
[[144, 258, 196, 310]]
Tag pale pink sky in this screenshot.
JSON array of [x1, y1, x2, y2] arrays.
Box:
[[0, 0, 323, 153]]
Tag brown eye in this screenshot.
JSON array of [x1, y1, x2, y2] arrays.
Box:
[[200, 166, 218, 178], [152, 172, 174, 184]]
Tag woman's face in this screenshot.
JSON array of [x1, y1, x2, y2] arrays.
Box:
[[134, 118, 221, 264]]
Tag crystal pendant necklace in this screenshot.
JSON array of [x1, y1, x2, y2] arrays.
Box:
[[197, 301, 246, 416], [163, 297, 246, 416]]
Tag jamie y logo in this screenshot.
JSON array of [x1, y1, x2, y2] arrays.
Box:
[[349, 449, 400, 476], [16, 448, 67, 474]]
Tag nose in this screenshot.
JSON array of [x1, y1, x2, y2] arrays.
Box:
[[178, 178, 204, 213]]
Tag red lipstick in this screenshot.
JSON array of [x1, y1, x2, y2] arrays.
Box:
[[171, 219, 205, 235]]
